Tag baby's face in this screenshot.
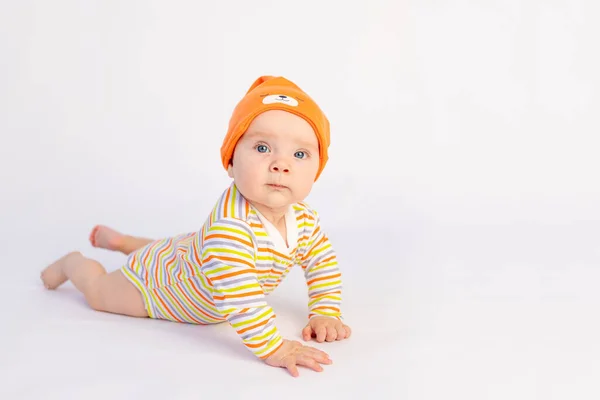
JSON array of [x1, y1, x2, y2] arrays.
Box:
[[228, 110, 320, 213]]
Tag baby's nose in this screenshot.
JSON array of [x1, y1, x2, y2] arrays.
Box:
[[272, 165, 290, 173]]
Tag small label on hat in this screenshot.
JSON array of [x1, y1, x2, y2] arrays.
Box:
[[262, 94, 299, 107]]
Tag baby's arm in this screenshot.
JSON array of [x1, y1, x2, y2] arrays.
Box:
[[300, 213, 351, 342], [199, 218, 332, 376], [301, 214, 343, 320], [199, 218, 283, 359]]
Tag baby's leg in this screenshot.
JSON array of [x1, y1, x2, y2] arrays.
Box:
[[41, 252, 147, 317], [89, 225, 154, 255]]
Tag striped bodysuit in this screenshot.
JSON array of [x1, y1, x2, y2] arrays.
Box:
[[121, 183, 343, 359]]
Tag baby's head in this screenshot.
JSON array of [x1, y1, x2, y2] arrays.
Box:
[[220, 76, 330, 211]]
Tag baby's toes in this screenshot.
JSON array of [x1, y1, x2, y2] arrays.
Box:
[[40, 264, 67, 290], [89, 226, 99, 246]]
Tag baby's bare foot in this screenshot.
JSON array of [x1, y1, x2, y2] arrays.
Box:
[[40, 252, 75, 289], [89, 225, 125, 252]]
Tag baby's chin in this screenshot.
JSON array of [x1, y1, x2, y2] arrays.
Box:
[[259, 195, 295, 209], [250, 191, 301, 209]]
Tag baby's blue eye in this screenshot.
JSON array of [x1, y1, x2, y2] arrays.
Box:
[[257, 145, 269, 153], [294, 151, 306, 159]]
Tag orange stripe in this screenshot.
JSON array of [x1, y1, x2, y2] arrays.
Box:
[[155, 240, 173, 285], [189, 279, 215, 307], [311, 306, 340, 312], [165, 255, 177, 286], [176, 258, 184, 282], [310, 290, 341, 300], [204, 260, 255, 276], [192, 236, 202, 266], [213, 290, 263, 300], [205, 233, 252, 248], [163, 286, 204, 324], [296, 213, 315, 221], [245, 339, 269, 348], [151, 240, 172, 287], [223, 187, 231, 218], [259, 340, 284, 360], [237, 316, 269, 334], [187, 278, 217, 307], [139, 247, 155, 286], [173, 282, 217, 321], [307, 272, 340, 286], [258, 247, 291, 260], [152, 290, 185, 323], [142, 246, 151, 265], [267, 268, 285, 279], [152, 246, 162, 287], [302, 235, 327, 261]]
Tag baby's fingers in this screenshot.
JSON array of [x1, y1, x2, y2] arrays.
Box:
[[296, 353, 325, 373], [335, 324, 347, 340], [344, 325, 352, 338], [326, 326, 338, 342], [285, 358, 300, 378], [316, 326, 327, 342], [303, 346, 332, 364], [301, 325, 313, 341]]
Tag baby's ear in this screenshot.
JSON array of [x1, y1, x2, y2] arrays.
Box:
[[227, 164, 234, 178]]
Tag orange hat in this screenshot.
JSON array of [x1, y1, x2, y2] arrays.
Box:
[[220, 76, 331, 181]]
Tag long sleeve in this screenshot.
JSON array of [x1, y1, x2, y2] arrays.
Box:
[[301, 214, 343, 320], [200, 217, 283, 359]]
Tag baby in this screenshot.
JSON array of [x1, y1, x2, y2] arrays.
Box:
[[41, 76, 351, 377]]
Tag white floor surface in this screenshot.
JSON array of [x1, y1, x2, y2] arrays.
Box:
[[2, 221, 599, 399]]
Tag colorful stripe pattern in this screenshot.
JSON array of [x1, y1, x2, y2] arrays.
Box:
[[121, 183, 343, 359]]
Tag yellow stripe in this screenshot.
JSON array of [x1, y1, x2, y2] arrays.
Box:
[[257, 255, 291, 264], [299, 221, 315, 229], [310, 243, 331, 258], [220, 306, 236, 314], [202, 247, 253, 261], [250, 325, 279, 342], [198, 274, 216, 295], [146, 240, 164, 286], [256, 335, 282, 356], [309, 280, 342, 291], [209, 224, 252, 238], [149, 291, 173, 320], [169, 284, 216, 323], [311, 310, 340, 316], [308, 294, 341, 307], [202, 265, 241, 277], [308, 261, 337, 273], [160, 286, 194, 322], [148, 287, 179, 320], [219, 283, 261, 293], [231, 307, 272, 329], [121, 267, 155, 318], [181, 279, 221, 316]]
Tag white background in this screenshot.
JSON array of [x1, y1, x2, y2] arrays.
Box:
[[1, 0, 599, 399]]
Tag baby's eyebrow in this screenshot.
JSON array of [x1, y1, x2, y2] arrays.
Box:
[[296, 140, 319, 151], [245, 130, 273, 139], [244, 130, 318, 150]]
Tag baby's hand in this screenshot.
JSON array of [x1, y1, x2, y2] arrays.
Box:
[[302, 316, 352, 343], [264, 339, 332, 377]]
